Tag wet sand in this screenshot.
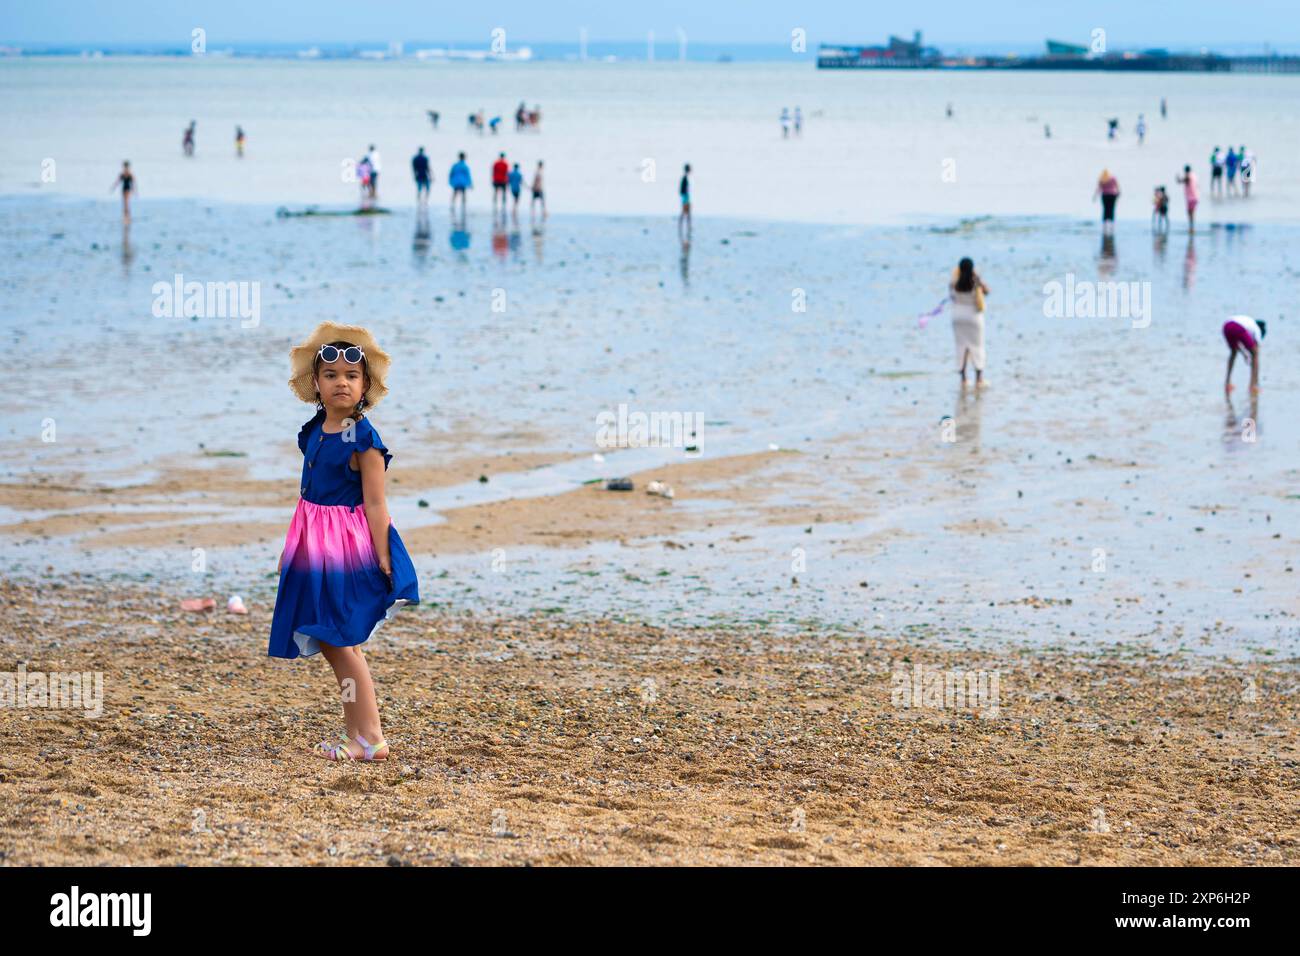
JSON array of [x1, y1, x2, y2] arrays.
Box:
[[0, 446, 791, 553], [6, 201, 1298, 648], [1, 580, 1295, 866]]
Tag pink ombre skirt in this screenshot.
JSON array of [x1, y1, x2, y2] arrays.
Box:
[[267, 499, 419, 659]]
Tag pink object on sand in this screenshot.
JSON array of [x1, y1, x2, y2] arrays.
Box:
[[180, 597, 216, 612]]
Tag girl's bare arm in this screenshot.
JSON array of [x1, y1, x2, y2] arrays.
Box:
[[358, 449, 393, 574]]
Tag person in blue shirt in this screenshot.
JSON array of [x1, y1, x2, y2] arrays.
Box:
[[449, 151, 472, 215], [508, 162, 523, 216], [1225, 147, 1240, 195]]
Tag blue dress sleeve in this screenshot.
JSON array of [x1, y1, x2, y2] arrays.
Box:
[[350, 418, 392, 471], [297, 409, 325, 453]]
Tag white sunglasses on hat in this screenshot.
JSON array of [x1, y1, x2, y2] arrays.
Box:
[[317, 345, 365, 364]]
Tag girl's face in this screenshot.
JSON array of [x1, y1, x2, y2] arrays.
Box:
[[315, 357, 367, 414]]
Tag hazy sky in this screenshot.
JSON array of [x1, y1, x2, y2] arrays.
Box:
[[2, 0, 1296, 47]]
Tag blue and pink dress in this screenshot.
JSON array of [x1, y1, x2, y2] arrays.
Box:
[[268, 409, 419, 659]]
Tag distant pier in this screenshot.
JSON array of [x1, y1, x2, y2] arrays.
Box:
[[817, 38, 1300, 73]]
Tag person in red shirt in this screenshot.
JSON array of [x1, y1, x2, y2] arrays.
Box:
[[491, 153, 509, 214]]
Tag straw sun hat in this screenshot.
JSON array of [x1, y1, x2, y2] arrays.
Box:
[[288, 321, 391, 409]]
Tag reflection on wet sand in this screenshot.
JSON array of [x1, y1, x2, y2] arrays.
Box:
[[1097, 231, 1116, 277], [1183, 234, 1197, 290], [1223, 392, 1260, 451], [531, 221, 544, 263], [356, 209, 380, 247], [1151, 230, 1166, 266], [450, 213, 470, 257], [412, 207, 431, 263], [492, 217, 508, 260], [1220, 221, 1248, 253], [680, 238, 691, 288], [120, 222, 134, 275], [955, 384, 983, 447]]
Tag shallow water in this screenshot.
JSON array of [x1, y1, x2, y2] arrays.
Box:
[[2, 57, 1298, 224], [3, 195, 1297, 659]]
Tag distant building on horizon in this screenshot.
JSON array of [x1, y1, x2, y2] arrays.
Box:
[[1045, 39, 1088, 56], [817, 30, 942, 68]]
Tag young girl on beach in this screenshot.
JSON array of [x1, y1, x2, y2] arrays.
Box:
[[268, 322, 420, 761], [1222, 314, 1265, 395], [949, 257, 990, 388]]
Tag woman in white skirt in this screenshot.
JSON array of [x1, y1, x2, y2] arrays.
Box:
[[949, 257, 990, 388]]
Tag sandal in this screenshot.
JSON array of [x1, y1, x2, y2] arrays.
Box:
[[316, 733, 356, 761], [352, 733, 390, 761]]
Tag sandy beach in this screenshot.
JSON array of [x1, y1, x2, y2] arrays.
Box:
[[2, 579, 1295, 866]]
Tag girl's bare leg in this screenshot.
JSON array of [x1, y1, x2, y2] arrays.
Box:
[[319, 643, 387, 757], [1225, 350, 1236, 393]]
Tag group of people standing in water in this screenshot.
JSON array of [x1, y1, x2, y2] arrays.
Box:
[[1088, 97, 1260, 236], [1151, 145, 1257, 234], [356, 145, 382, 200], [416, 148, 546, 220], [1093, 145, 1259, 236], [458, 102, 542, 135], [1208, 145, 1256, 197]]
